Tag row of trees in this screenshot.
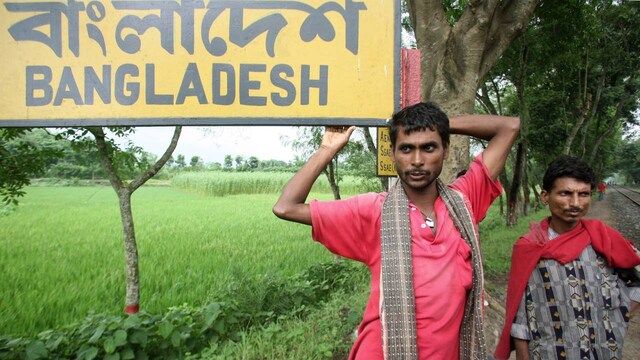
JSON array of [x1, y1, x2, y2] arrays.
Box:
[[475, 0, 640, 224], [0, 127, 303, 191]]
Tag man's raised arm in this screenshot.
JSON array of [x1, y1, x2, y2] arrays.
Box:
[[272, 126, 356, 225], [450, 114, 520, 180]]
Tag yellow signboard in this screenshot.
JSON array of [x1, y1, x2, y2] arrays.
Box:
[[377, 127, 396, 176], [0, 0, 400, 127]]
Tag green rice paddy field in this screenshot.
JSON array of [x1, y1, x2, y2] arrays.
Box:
[[0, 185, 338, 337]]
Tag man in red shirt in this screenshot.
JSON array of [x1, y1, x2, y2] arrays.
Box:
[[273, 102, 519, 359], [598, 182, 606, 201]]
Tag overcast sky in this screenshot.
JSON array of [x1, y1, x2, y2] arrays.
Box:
[[128, 126, 300, 165]]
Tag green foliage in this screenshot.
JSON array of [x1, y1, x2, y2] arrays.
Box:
[[0, 129, 60, 205], [0, 203, 16, 217], [613, 138, 640, 184], [194, 284, 368, 360], [0, 261, 366, 360], [482, 0, 639, 182], [171, 171, 370, 197], [441, 0, 468, 25], [341, 129, 384, 193], [480, 203, 547, 276], [52, 128, 159, 180], [176, 155, 187, 169]]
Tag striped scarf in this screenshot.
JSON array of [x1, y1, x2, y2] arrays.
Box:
[[380, 179, 486, 359]]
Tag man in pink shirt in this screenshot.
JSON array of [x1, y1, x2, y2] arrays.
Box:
[[273, 102, 520, 359]]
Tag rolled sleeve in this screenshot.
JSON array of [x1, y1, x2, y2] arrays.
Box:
[[510, 294, 532, 340], [450, 153, 503, 223]]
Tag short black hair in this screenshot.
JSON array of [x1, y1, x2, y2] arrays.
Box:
[[389, 102, 450, 148], [542, 155, 596, 191]]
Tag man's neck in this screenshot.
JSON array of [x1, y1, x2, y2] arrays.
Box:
[[548, 218, 581, 235], [402, 181, 439, 211]]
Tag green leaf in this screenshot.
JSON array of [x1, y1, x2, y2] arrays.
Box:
[[170, 331, 181, 348], [104, 353, 120, 360], [158, 322, 174, 339], [47, 334, 64, 351], [129, 330, 148, 345], [104, 338, 116, 354], [213, 319, 225, 334], [113, 330, 127, 347], [121, 347, 135, 360], [135, 349, 149, 360], [203, 303, 222, 327], [88, 324, 107, 343], [123, 315, 141, 329], [25, 341, 48, 360], [77, 345, 100, 360]]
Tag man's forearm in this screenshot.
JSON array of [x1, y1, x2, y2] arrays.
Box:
[[273, 126, 355, 225], [449, 114, 520, 141], [272, 146, 336, 224], [513, 338, 530, 360], [280, 146, 336, 206], [449, 114, 520, 180]]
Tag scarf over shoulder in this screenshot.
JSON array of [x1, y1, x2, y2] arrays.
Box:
[[381, 179, 486, 360], [494, 218, 640, 360]]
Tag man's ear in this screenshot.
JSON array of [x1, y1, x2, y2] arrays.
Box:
[[540, 190, 548, 205], [390, 144, 396, 162], [443, 146, 449, 160]]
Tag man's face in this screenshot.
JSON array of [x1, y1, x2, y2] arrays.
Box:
[[541, 177, 592, 233], [391, 127, 448, 193]]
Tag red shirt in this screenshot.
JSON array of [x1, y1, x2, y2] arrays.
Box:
[[310, 154, 502, 360]]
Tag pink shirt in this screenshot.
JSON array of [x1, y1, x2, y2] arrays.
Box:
[[310, 154, 502, 360]]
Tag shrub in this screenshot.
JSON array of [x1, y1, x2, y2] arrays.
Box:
[[0, 260, 366, 360]]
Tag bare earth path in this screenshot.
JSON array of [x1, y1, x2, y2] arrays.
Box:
[[483, 196, 639, 359]]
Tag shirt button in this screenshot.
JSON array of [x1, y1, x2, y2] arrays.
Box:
[[411, 207, 416, 211], [421, 224, 426, 229]]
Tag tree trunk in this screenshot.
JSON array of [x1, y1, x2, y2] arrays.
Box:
[[579, 72, 605, 159], [90, 126, 182, 314], [530, 179, 541, 212], [516, 39, 531, 218], [563, 98, 589, 155], [507, 36, 530, 225], [522, 160, 531, 216], [563, 51, 592, 155], [118, 190, 140, 314], [588, 110, 620, 165], [324, 160, 341, 200], [407, 0, 537, 182], [498, 170, 511, 218], [507, 142, 524, 226]]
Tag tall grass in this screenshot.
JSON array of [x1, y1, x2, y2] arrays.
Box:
[[0, 186, 335, 337], [171, 171, 380, 196], [479, 201, 547, 276]]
